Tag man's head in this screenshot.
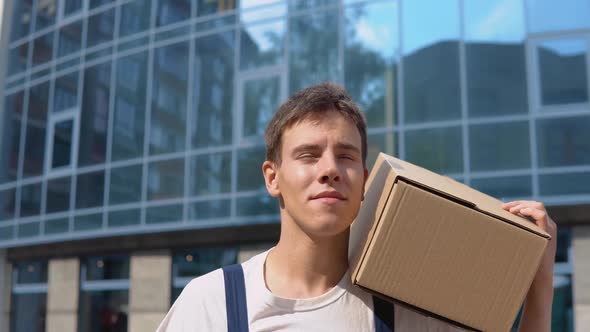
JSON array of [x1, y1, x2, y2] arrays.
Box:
[[264, 82, 368, 167]]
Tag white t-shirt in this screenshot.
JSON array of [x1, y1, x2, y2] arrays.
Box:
[[157, 250, 461, 331]]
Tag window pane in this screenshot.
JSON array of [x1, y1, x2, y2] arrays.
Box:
[[46, 176, 71, 213], [470, 122, 530, 171], [344, 1, 398, 129], [540, 172, 590, 196], [189, 199, 231, 221], [150, 41, 188, 155], [192, 33, 235, 148], [367, 131, 398, 170], [240, 20, 285, 70], [471, 176, 532, 200], [23, 82, 49, 178], [74, 213, 102, 231], [464, 0, 527, 117], [15, 260, 48, 283], [405, 126, 463, 174], [537, 116, 590, 167], [173, 247, 237, 278], [109, 164, 143, 205], [18, 222, 40, 238], [526, 0, 590, 33], [78, 290, 128, 332], [242, 76, 280, 138], [288, 0, 338, 11], [7, 43, 29, 76], [84, 256, 130, 280], [87, 8, 115, 48], [63, 0, 83, 17], [57, 20, 83, 60], [237, 146, 265, 191], [10, 293, 46, 332], [289, 12, 339, 93], [196, 0, 236, 16], [51, 119, 74, 169], [112, 51, 148, 161], [79, 63, 111, 166], [34, 0, 56, 32], [403, 0, 461, 123], [190, 152, 231, 196], [90, 0, 114, 9], [10, 0, 34, 41], [146, 204, 183, 224], [76, 171, 105, 209], [31, 32, 54, 67], [538, 39, 588, 106], [0, 225, 13, 240], [1, 91, 24, 184], [119, 0, 152, 37], [45, 217, 69, 235], [20, 182, 42, 217], [0, 188, 16, 220], [237, 194, 279, 217], [53, 72, 79, 112], [148, 158, 184, 200], [157, 0, 191, 27], [108, 208, 140, 228]]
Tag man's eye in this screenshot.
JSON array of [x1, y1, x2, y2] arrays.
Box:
[[339, 154, 355, 160]]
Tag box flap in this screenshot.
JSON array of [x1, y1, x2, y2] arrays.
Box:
[[379, 153, 550, 239]]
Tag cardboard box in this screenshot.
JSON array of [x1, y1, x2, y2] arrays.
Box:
[[349, 153, 551, 332]]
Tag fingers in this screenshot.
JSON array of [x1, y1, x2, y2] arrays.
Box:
[[519, 207, 548, 229]]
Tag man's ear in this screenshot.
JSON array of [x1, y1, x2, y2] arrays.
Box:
[[262, 160, 281, 197], [361, 167, 369, 201]]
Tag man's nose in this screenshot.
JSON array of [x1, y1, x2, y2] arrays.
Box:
[[318, 155, 341, 183]]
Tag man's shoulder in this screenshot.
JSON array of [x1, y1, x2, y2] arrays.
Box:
[[181, 267, 226, 300]]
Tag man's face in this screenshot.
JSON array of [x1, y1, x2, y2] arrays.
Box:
[[264, 111, 368, 238]]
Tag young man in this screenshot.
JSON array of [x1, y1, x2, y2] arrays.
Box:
[[157, 82, 557, 331]]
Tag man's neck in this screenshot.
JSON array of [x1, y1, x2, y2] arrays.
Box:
[[264, 223, 350, 299]]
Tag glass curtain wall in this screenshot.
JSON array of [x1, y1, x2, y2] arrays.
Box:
[[10, 260, 48, 332]]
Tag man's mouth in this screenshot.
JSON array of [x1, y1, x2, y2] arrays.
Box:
[[311, 191, 346, 203]]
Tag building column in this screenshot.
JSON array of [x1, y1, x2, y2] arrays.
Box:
[[129, 251, 171, 332], [46, 258, 79, 332], [573, 225, 590, 331], [0, 250, 11, 332]]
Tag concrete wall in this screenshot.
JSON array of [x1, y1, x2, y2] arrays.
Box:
[[0, 250, 11, 332], [574, 225, 590, 331], [128, 251, 171, 332], [46, 258, 79, 332]]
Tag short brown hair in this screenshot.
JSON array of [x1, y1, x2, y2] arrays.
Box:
[[264, 82, 367, 166]]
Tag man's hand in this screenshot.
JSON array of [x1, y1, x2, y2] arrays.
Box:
[[502, 200, 557, 332]]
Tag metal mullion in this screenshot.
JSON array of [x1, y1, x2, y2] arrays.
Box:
[[538, 165, 590, 175], [525, 36, 540, 200], [458, 0, 470, 185], [403, 119, 463, 131], [81, 279, 130, 292], [338, 2, 344, 85], [184, 23, 196, 223], [397, 0, 405, 160], [470, 168, 535, 179], [231, 21, 240, 220], [12, 283, 48, 294]]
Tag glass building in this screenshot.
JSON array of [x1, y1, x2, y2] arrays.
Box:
[[0, 0, 588, 331]]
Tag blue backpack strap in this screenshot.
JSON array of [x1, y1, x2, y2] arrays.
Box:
[[373, 295, 395, 332], [223, 264, 250, 332]]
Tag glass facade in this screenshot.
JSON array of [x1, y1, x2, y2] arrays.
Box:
[[10, 260, 48, 332]]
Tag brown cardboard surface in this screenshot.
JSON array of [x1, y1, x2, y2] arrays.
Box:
[[350, 153, 550, 332]]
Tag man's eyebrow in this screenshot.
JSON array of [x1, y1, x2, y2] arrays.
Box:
[[291, 144, 322, 155], [334, 142, 361, 154]]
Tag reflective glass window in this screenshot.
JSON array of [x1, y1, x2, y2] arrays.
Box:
[[7, 43, 29, 76], [197, 0, 236, 16], [150, 41, 189, 155], [11, 260, 47, 332], [24, 82, 50, 178], [402, 0, 461, 123], [526, 0, 590, 33], [240, 20, 285, 70], [87, 8, 115, 48], [237, 194, 279, 217], [53, 72, 79, 112], [34, 0, 57, 32], [470, 122, 530, 171], [157, 0, 191, 27], [79, 62, 111, 166], [0, 225, 14, 240], [189, 199, 231, 221], [1, 91, 24, 184], [366, 131, 398, 170], [538, 39, 588, 106], [45, 217, 69, 234], [74, 213, 103, 231], [112, 51, 148, 161], [289, 12, 339, 93], [288, 0, 338, 11], [540, 171, 590, 196], [119, 0, 152, 37], [242, 76, 280, 138], [46, 176, 71, 213], [146, 204, 183, 224], [148, 158, 185, 200], [20, 182, 42, 217], [0, 188, 16, 221], [90, 0, 114, 9], [405, 126, 463, 174], [63, 0, 83, 17], [108, 208, 140, 228], [85, 256, 130, 280], [18, 222, 40, 238], [192, 33, 235, 148], [51, 118, 74, 169], [190, 152, 231, 196], [237, 146, 265, 191], [57, 20, 83, 58], [464, 0, 528, 117], [109, 164, 143, 205], [78, 290, 128, 332], [10, 0, 34, 42], [31, 31, 54, 67], [15, 260, 48, 283], [537, 116, 590, 167], [76, 171, 105, 209], [344, 1, 398, 129], [471, 176, 532, 200]]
